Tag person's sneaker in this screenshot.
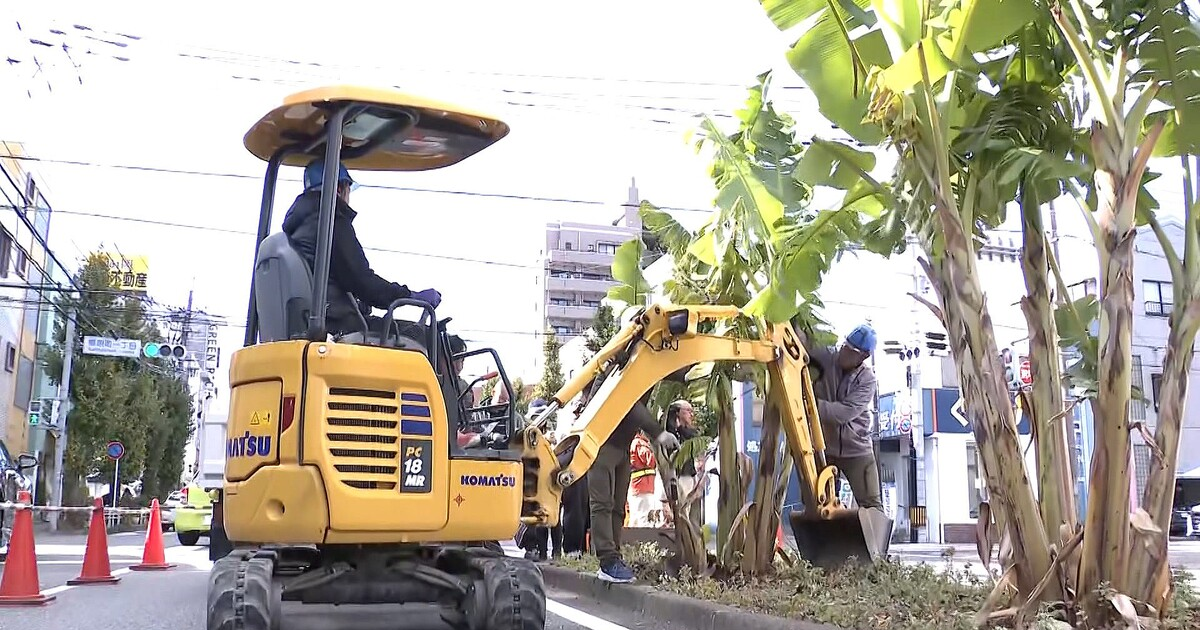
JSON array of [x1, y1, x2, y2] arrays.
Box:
[[597, 559, 634, 583]]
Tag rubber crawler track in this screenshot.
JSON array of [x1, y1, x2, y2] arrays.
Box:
[[206, 550, 275, 630]]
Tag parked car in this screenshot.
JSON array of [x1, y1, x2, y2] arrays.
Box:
[[160, 489, 183, 531], [1171, 507, 1192, 537], [0, 440, 37, 562]]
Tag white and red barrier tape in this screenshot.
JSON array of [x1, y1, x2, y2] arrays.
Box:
[[0, 502, 157, 515]]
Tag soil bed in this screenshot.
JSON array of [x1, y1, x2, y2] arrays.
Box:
[[551, 543, 1200, 630]]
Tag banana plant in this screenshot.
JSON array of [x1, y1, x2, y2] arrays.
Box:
[[604, 74, 886, 575], [757, 0, 1066, 605], [1054, 0, 1200, 616]]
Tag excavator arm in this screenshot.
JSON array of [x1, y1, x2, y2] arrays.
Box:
[[518, 303, 840, 518], [516, 303, 893, 568]]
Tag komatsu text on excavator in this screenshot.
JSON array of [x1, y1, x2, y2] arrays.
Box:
[[206, 85, 892, 630]]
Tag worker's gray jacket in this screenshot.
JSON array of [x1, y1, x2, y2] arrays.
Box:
[[807, 345, 877, 459]]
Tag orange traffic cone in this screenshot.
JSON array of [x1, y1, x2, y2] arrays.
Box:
[[68, 498, 120, 585], [0, 490, 55, 606], [129, 498, 175, 571]]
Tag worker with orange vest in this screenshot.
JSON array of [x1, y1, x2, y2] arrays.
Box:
[[628, 432, 660, 527]]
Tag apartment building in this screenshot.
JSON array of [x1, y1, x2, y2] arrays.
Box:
[[536, 180, 644, 339], [0, 141, 56, 455]]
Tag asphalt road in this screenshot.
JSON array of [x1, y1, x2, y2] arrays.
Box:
[[2, 531, 667, 630]]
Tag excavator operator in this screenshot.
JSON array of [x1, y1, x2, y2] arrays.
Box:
[[281, 157, 443, 339]]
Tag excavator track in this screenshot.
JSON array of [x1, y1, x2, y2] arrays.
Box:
[[207, 549, 281, 630], [462, 555, 546, 630]]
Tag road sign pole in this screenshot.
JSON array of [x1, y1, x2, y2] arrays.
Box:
[[105, 441, 125, 509], [112, 458, 120, 509], [49, 306, 76, 532]]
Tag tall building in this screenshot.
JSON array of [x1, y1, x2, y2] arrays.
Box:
[[0, 142, 56, 456], [536, 179, 644, 339]]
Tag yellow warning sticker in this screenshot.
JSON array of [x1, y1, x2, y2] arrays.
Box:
[[249, 410, 272, 426]]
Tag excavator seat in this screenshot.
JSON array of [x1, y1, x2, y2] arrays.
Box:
[[252, 232, 426, 353], [253, 231, 480, 454]]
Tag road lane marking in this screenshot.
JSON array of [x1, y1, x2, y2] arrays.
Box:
[[547, 599, 634, 630]]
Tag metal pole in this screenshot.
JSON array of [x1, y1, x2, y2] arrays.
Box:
[[112, 458, 120, 509], [48, 305, 76, 531]]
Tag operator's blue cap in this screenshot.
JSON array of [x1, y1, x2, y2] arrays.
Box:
[[845, 324, 877, 354], [303, 158, 356, 191]]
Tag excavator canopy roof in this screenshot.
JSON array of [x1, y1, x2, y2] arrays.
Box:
[[242, 85, 510, 171]]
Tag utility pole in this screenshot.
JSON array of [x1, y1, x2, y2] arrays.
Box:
[[48, 305, 76, 532], [178, 289, 194, 380]]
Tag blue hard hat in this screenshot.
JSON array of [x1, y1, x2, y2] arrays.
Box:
[[845, 324, 878, 354], [303, 158, 356, 191]]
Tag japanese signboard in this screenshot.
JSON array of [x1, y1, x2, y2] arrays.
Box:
[[82, 336, 141, 358], [99, 252, 149, 292]]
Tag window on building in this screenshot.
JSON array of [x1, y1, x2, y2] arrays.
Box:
[[1151, 373, 1163, 412], [1134, 443, 1151, 501], [563, 242, 573, 251], [0, 229, 11, 278], [14, 248, 26, 279], [597, 242, 619, 255], [966, 442, 983, 518], [582, 300, 600, 308], [4, 343, 15, 372], [553, 326, 572, 336], [14, 354, 32, 410], [1131, 354, 1146, 421], [550, 298, 571, 306], [1144, 280, 1173, 316]]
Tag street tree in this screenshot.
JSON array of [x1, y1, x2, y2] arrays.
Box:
[[584, 304, 619, 357], [42, 253, 194, 508]]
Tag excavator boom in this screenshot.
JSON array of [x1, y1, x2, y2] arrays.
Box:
[[518, 303, 892, 570]]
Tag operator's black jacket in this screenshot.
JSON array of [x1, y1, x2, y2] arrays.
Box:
[[281, 190, 412, 335]]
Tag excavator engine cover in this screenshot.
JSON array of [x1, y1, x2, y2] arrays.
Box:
[[789, 506, 893, 571]]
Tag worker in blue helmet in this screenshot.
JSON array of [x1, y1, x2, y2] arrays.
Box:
[[281, 157, 442, 337], [794, 321, 883, 511]]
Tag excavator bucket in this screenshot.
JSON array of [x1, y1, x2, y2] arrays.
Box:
[[788, 506, 893, 571]]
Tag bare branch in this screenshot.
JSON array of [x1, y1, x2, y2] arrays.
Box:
[[908, 291, 946, 324], [1130, 421, 1166, 465]]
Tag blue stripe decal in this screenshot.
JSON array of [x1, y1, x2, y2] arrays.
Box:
[[401, 420, 433, 436], [401, 393, 428, 403], [401, 404, 431, 418]]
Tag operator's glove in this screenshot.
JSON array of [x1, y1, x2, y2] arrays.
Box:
[[411, 288, 442, 308], [655, 431, 680, 452]]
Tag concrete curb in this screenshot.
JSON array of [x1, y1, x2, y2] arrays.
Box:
[[540, 564, 842, 630]]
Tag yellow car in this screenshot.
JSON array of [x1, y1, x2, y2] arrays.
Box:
[[172, 483, 214, 546]]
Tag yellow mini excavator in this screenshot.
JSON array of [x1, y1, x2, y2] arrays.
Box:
[[207, 85, 892, 630]]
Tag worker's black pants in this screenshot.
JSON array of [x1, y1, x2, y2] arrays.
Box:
[[533, 525, 563, 556], [589, 442, 631, 565], [561, 472, 590, 554]]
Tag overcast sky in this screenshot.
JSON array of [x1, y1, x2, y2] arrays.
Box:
[[0, 0, 1191, 418]]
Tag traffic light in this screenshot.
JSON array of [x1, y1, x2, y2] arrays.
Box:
[[144, 342, 187, 360], [1000, 348, 1020, 390], [28, 400, 40, 425], [924, 332, 949, 356]]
